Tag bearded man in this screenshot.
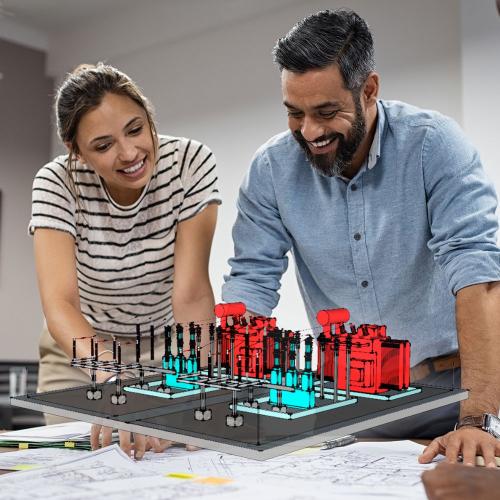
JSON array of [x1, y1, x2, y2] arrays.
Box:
[[222, 9, 500, 465]]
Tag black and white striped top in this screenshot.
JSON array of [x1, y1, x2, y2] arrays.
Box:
[[29, 135, 221, 336]]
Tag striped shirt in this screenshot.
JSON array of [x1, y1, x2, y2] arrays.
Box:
[[29, 135, 221, 336]]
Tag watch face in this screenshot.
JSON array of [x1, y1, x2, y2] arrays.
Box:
[[485, 414, 500, 438]]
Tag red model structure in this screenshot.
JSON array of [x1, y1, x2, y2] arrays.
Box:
[[215, 302, 281, 379], [316, 308, 410, 394], [215, 302, 410, 396]]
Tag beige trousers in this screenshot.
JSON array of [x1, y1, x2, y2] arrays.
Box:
[[38, 323, 165, 424]]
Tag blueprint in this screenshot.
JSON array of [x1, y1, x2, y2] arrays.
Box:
[[137, 439, 434, 497], [0, 447, 89, 470], [0, 440, 435, 499]]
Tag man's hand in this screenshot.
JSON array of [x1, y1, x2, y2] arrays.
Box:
[[421, 462, 500, 500], [90, 424, 175, 460], [418, 427, 500, 466]]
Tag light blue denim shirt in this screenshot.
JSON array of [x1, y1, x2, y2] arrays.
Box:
[[222, 100, 500, 365]]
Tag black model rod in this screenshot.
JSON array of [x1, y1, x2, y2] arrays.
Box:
[[262, 327, 268, 374], [332, 324, 339, 403], [165, 325, 172, 359], [345, 330, 353, 400], [207, 350, 213, 378], [244, 325, 250, 375], [230, 327, 236, 379], [135, 325, 141, 363], [216, 326, 222, 376], [294, 330, 301, 370], [150, 325, 155, 360], [196, 325, 202, 368], [319, 334, 326, 399]]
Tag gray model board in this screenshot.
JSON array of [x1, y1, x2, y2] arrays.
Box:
[[11, 381, 467, 460]]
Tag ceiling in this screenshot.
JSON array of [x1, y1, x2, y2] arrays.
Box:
[[0, 0, 160, 32]]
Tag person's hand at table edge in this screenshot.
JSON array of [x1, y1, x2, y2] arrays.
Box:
[[90, 424, 198, 459], [418, 427, 500, 467]]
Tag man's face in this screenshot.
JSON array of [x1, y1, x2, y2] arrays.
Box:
[[282, 64, 367, 177]]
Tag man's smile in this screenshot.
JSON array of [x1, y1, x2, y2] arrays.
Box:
[[307, 136, 339, 155]]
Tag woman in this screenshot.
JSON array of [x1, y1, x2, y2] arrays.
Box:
[[30, 63, 220, 458]]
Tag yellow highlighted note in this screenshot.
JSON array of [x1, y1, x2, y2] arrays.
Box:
[[195, 476, 233, 485], [167, 472, 197, 479], [64, 441, 75, 448], [290, 447, 318, 456], [11, 464, 40, 471], [18, 443, 29, 449]]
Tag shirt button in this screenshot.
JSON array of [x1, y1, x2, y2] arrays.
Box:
[[351, 184, 358, 191], [361, 280, 369, 288], [354, 233, 361, 241]]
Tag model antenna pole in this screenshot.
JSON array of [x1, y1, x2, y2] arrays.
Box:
[[135, 325, 141, 363], [150, 325, 155, 360]]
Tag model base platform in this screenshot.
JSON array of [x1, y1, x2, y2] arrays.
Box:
[[11, 378, 467, 460], [12, 303, 466, 459]]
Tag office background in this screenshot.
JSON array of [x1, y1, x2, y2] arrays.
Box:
[[0, 0, 498, 360]]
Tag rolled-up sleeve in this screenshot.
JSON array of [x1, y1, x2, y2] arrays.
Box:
[[222, 148, 292, 315], [29, 162, 76, 238], [423, 116, 500, 294]]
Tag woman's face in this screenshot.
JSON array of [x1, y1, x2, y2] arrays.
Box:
[[74, 92, 156, 205]]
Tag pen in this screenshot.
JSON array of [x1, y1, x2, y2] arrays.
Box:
[[321, 435, 356, 450]]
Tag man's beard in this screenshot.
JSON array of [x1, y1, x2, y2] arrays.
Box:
[[293, 94, 366, 177]]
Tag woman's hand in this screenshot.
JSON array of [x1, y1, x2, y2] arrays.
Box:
[[90, 424, 199, 459], [90, 424, 174, 459]]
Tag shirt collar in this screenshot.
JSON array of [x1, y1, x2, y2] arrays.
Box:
[[336, 100, 383, 181], [366, 100, 383, 170]]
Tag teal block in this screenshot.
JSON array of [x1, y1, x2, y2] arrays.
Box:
[[163, 355, 199, 390], [285, 370, 298, 387], [282, 388, 315, 409], [301, 372, 314, 391]]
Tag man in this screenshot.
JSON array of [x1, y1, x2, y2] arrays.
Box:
[[222, 9, 500, 464]]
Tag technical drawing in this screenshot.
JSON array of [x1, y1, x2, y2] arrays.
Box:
[[11, 303, 467, 460]]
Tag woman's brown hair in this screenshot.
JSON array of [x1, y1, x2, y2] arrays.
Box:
[[55, 63, 158, 202]]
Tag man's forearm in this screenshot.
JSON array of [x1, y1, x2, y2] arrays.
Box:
[[456, 282, 500, 417]]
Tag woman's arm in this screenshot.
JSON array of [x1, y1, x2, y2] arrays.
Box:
[[33, 228, 113, 382], [172, 203, 218, 360]]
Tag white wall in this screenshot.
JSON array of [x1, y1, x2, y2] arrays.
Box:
[[0, 38, 52, 360], [43, 0, 464, 336], [0, 15, 49, 51], [461, 0, 500, 223], [7, 0, 497, 358]]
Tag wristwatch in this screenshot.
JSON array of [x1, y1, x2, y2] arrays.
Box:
[[455, 413, 500, 439]]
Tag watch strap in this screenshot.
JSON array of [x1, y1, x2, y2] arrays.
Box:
[[455, 415, 485, 430]]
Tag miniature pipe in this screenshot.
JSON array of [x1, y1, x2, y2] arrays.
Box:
[[214, 302, 246, 318], [316, 308, 350, 326]]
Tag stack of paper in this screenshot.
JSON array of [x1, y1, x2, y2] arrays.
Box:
[[0, 447, 89, 471], [0, 421, 93, 450]]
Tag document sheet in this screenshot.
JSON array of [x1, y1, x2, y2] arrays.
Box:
[[0, 440, 434, 499]]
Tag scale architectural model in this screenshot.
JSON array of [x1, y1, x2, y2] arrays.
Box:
[[11, 303, 467, 460]]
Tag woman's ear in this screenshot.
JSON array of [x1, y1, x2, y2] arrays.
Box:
[[64, 142, 84, 164]]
